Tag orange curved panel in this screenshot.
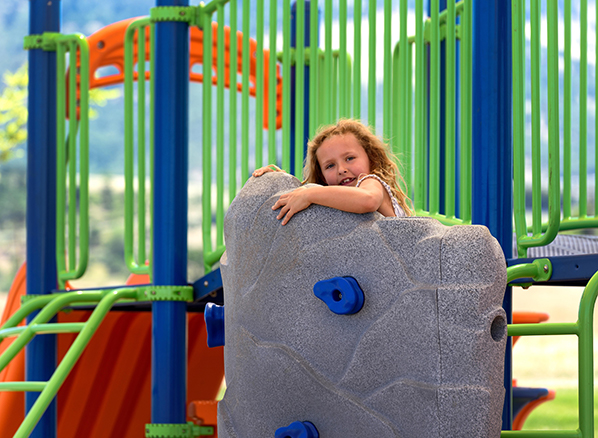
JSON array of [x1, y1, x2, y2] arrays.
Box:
[[67, 18, 282, 129], [512, 311, 550, 347], [512, 389, 556, 430], [0, 267, 224, 437]]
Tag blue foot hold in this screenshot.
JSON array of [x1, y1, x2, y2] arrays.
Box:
[[313, 276, 365, 315], [204, 303, 225, 347], [275, 421, 319, 438]]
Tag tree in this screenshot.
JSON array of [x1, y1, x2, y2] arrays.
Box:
[[0, 62, 121, 167]]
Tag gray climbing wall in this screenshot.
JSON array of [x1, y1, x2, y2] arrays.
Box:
[[218, 172, 507, 438]]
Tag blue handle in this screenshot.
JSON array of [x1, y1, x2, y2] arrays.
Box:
[[313, 276, 365, 315], [204, 303, 225, 347], [275, 421, 319, 438]]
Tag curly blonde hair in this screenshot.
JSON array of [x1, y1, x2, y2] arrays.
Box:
[[303, 119, 413, 216]]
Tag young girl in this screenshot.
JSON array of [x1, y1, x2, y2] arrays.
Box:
[[253, 119, 413, 225]]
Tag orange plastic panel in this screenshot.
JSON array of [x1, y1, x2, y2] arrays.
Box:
[[512, 389, 556, 430], [68, 18, 282, 129], [512, 311, 549, 347]]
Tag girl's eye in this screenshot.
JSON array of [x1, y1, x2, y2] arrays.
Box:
[[346, 156, 355, 161], [325, 163, 334, 170]]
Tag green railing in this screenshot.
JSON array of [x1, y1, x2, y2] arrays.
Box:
[[502, 262, 598, 437], [512, 0, 598, 257], [0, 287, 141, 438], [55, 34, 90, 289], [199, 0, 474, 271], [124, 18, 154, 276]]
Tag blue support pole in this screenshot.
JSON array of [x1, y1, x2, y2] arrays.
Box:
[[26, 1, 60, 437], [471, 1, 513, 430], [289, 1, 315, 175], [152, 0, 189, 425]]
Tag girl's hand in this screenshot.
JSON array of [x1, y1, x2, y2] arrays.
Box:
[[252, 164, 284, 177], [272, 186, 312, 225]]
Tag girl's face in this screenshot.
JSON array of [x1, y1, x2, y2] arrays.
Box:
[[315, 134, 371, 186]]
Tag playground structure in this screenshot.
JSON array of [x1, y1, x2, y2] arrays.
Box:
[[0, 0, 596, 437]]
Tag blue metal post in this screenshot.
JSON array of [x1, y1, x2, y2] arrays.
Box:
[[471, 1, 513, 430], [26, 1, 60, 437], [289, 1, 315, 175], [152, 0, 189, 425]]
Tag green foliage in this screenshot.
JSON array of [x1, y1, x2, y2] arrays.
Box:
[[0, 63, 122, 168]]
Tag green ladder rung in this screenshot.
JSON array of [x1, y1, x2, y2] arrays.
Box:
[[0, 323, 86, 339], [0, 382, 47, 392]]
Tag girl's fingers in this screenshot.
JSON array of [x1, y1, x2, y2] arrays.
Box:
[[252, 164, 282, 177]]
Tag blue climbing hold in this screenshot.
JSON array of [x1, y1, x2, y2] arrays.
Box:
[[204, 303, 225, 347], [275, 421, 319, 438], [313, 276, 365, 315]]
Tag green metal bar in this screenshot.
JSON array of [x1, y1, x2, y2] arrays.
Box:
[[563, 0, 571, 219], [202, 9, 214, 270], [216, 6, 225, 248], [309, 0, 318, 137], [0, 382, 47, 392], [256, 0, 265, 169], [332, 58, 338, 121], [202, 0, 229, 16], [353, 0, 361, 119], [444, 0, 456, 219], [241, 5, 250, 182], [68, 40, 77, 273], [137, 25, 147, 268], [295, 0, 306, 177], [501, 431, 581, 437], [414, 0, 425, 211], [269, 0, 278, 162], [230, 0, 238, 201], [460, 0, 472, 222], [282, 0, 292, 171], [56, 40, 67, 289], [383, 0, 391, 140], [124, 18, 152, 275], [506, 259, 552, 284], [580, 0, 588, 218], [368, 0, 376, 127], [530, 0, 541, 235], [338, 0, 347, 120], [397, 0, 408, 169], [0, 323, 85, 338], [429, 0, 440, 215], [507, 322, 578, 338], [15, 288, 139, 438]]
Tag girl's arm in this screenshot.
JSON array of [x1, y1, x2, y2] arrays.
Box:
[[272, 177, 386, 225], [252, 164, 284, 177]]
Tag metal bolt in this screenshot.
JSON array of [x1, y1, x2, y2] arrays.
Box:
[[543, 264, 549, 273], [180, 11, 186, 16], [174, 290, 180, 295], [204, 280, 209, 287], [151, 290, 156, 295], [144, 291, 148, 297]]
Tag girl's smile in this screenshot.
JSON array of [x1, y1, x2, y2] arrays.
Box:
[[316, 134, 371, 187]]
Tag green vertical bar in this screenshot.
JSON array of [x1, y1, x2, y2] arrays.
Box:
[[580, 0, 588, 218], [56, 41, 66, 285], [269, 0, 278, 162], [530, 0, 541, 235], [512, 0, 527, 251], [353, 0, 361, 120], [282, 0, 292, 171], [339, 0, 348, 119], [332, 57, 338, 121], [309, 0, 318, 138], [383, 0, 391, 140], [202, 11, 214, 262], [398, 0, 408, 177], [241, 5, 250, 182], [256, 0, 264, 169], [124, 23, 135, 273], [216, 6, 225, 247], [563, 0, 571, 220], [138, 25, 147, 265], [368, 0, 376, 127], [429, 0, 440, 215], [414, 0, 425, 211], [324, 0, 333, 126], [460, 0, 472, 223], [295, 0, 306, 177], [230, 0, 238, 202], [77, 36, 89, 280], [68, 40, 77, 272], [444, 0, 456, 218]]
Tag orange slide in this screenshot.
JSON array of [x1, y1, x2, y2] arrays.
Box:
[[0, 263, 224, 437]]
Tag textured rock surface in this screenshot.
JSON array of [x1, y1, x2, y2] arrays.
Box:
[[218, 172, 507, 438]]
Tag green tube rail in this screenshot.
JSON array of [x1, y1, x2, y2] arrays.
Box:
[[124, 17, 153, 276], [55, 34, 90, 288]]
